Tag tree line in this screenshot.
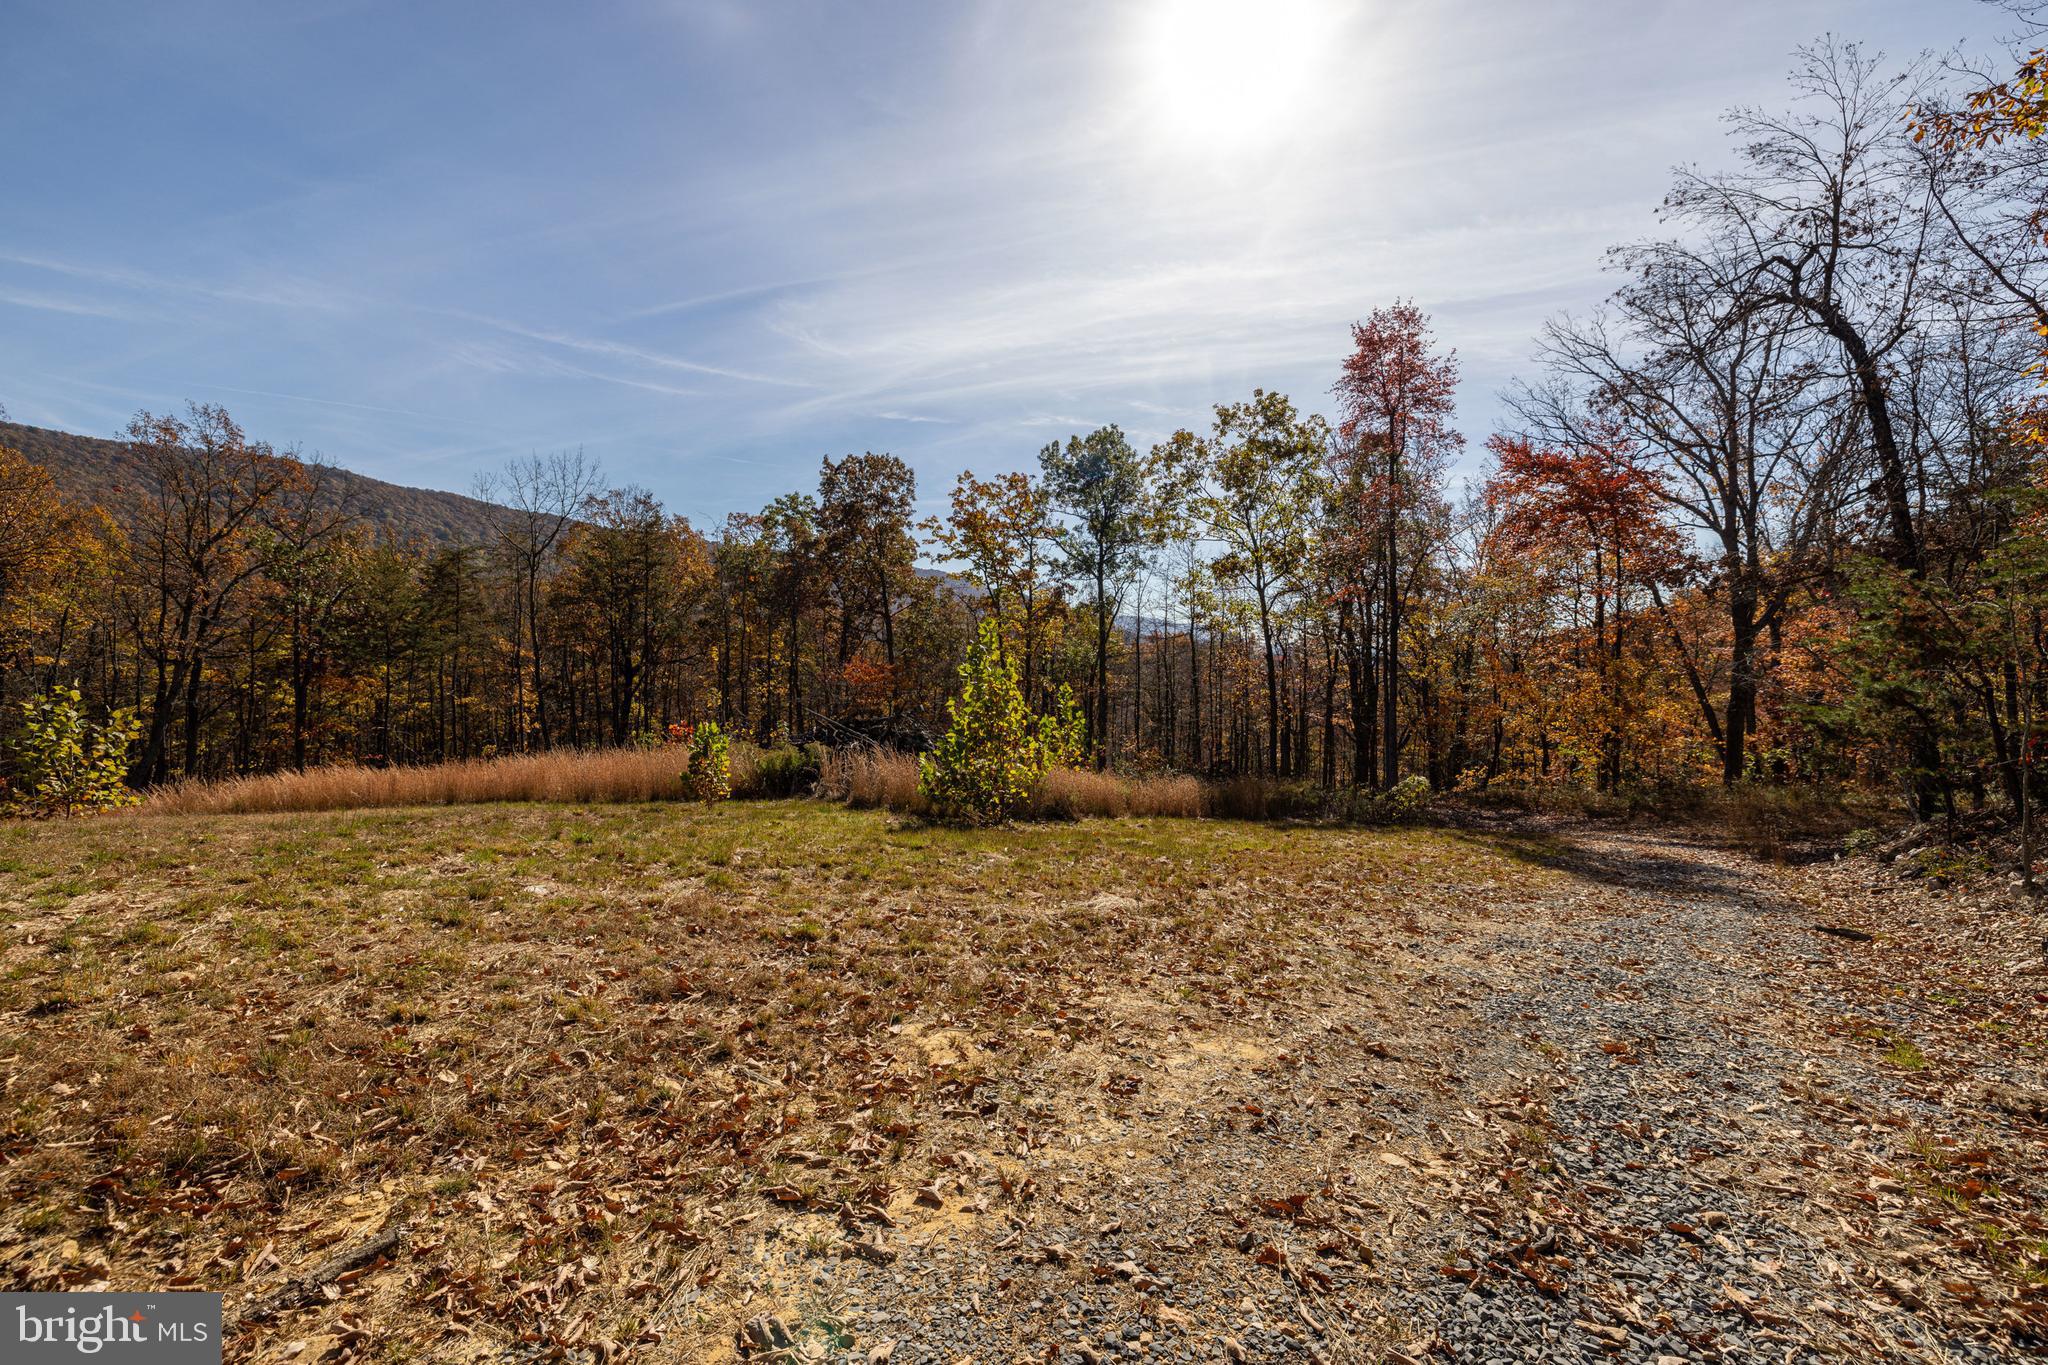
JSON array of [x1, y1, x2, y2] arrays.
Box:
[[0, 38, 2043, 833]]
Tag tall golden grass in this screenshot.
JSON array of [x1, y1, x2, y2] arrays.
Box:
[[1035, 767, 1205, 818], [142, 741, 1264, 823], [813, 748, 1207, 819], [144, 745, 739, 816], [818, 746, 925, 812]]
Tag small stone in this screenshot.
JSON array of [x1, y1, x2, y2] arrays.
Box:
[[848, 1235, 897, 1265], [741, 1314, 794, 1352]]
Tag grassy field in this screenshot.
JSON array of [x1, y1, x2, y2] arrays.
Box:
[[0, 801, 1542, 1360], [8, 801, 2042, 1362]]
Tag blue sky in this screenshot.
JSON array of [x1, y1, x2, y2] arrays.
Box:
[[0, 0, 2009, 526]]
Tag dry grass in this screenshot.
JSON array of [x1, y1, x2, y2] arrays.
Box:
[[0, 801, 1530, 1358], [141, 745, 786, 815], [141, 742, 1419, 830], [130, 737, 1881, 848], [817, 752, 1209, 821], [818, 745, 924, 812], [130, 729, 1442, 831], [1035, 767, 1205, 819]]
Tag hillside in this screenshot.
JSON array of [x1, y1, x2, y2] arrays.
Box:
[[0, 420, 508, 548]]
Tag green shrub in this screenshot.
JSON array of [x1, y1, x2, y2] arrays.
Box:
[[1209, 776, 1324, 821], [1383, 773, 1433, 816], [1907, 844, 1989, 887], [919, 619, 1084, 825], [7, 684, 142, 817], [1345, 773, 1433, 824], [752, 743, 824, 798], [678, 720, 732, 802]]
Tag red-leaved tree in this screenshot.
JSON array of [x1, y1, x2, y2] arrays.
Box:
[[1487, 432, 1685, 790], [1332, 303, 1461, 789]]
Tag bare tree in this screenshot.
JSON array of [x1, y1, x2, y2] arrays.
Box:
[[263, 457, 361, 772], [1519, 249, 1855, 784], [1664, 42, 1939, 572], [478, 450, 600, 750], [125, 404, 299, 784]]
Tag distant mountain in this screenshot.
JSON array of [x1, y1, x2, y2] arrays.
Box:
[[1, 420, 508, 549]]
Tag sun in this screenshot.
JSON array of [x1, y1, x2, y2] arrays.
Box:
[[1137, 0, 1337, 154]]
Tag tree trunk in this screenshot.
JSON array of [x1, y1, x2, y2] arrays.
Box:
[[1723, 588, 1757, 787]]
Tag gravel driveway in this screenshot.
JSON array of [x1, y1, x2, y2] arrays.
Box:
[[707, 826, 2047, 1364]]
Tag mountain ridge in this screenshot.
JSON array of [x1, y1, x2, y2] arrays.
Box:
[[1, 419, 510, 548]]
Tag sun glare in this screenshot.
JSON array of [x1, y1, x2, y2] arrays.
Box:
[[1138, 0, 1335, 154]]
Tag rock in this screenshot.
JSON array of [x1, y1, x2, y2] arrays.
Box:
[[1978, 1083, 2048, 1121], [848, 1236, 898, 1265], [741, 1313, 794, 1354], [1572, 1319, 1628, 1347], [1877, 1273, 1926, 1310]]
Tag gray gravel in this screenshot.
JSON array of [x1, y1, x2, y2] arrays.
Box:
[[688, 829, 2032, 1364], [1370, 832, 2013, 1363]]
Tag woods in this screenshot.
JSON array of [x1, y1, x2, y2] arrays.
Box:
[[0, 40, 2042, 847]]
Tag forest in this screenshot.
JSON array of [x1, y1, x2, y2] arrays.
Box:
[[1, 41, 2044, 844]]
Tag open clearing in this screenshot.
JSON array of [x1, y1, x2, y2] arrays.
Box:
[[1, 803, 2043, 1363]]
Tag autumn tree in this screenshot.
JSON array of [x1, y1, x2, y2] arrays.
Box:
[[925, 469, 1061, 707], [125, 405, 299, 784], [1911, 38, 2048, 345], [761, 492, 821, 737], [259, 458, 361, 771], [478, 449, 600, 751], [1522, 234, 1853, 786], [818, 452, 918, 712], [1666, 44, 1938, 575], [565, 488, 708, 745], [1179, 391, 1326, 777], [1040, 426, 1157, 764], [710, 511, 772, 735], [0, 443, 114, 700], [1147, 438, 1216, 772], [1332, 302, 1462, 789], [1486, 433, 1684, 790]]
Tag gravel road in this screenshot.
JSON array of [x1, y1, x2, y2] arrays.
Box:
[[709, 827, 2044, 1365]]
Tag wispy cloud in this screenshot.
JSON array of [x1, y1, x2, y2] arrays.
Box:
[[0, 0, 2004, 523], [0, 250, 358, 314], [0, 288, 132, 320], [1017, 414, 1106, 429], [189, 382, 506, 429], [442, 308, 817, 391]]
